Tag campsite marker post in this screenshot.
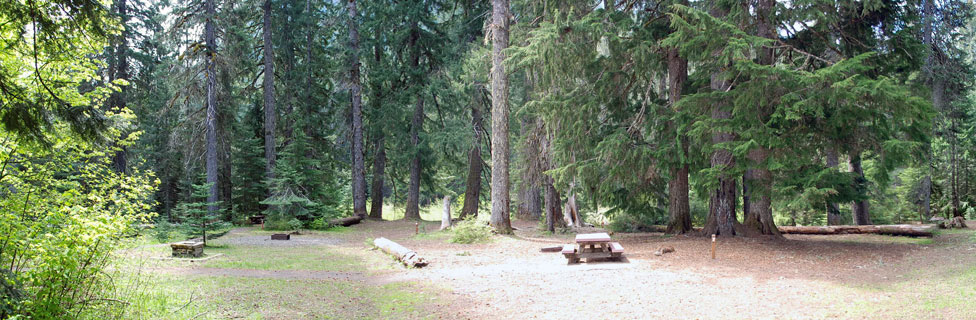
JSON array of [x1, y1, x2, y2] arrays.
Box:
[[711, 234, 716, 259]]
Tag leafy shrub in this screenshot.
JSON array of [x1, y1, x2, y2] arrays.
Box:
[[0, 120, 157, 318], [450, 217, 493, 244], [309, 216, 329, 230], [266, 218, 304, 231]]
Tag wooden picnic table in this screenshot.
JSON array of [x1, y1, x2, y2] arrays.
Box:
[[561, 232, 623, 264]]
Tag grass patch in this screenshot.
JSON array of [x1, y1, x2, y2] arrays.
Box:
[[380, 203, 442, 221], [130, 274, 441, 319], [840, 265, 976, 319], [199, 245, 365, 272], [413, 230, 451, 241]]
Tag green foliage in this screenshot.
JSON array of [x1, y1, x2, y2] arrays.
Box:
[[0, 118, 157, 318], [0, 0, 120, 143], [449, 217, 493, 244], [172, 182, 230, 244]]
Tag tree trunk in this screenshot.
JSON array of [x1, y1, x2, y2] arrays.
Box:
[[544, 178, 563, 233], [204, 0, 219, 217], [849, 152, 872, 225], [517, 117, 542, 221], [563, 190, 581, 227], [951, 120, 962, 217], [262, 0, 276, 185], [489, 0, 513, 234], [348, 0, 367, 217], [403, 20, 424, 221], [373, 238, 428, 268], [825, 148, 843, 225], [919, 0, 936, 219], [440, 196, 452, 230], [778, 225, 935, 237], [665, 37, 691, 234], [740, 0, 780, 237], [461, 100, 484, 219], [369, 136, 386, 219], [404, 96, 424, 220], [109, 0, 129, 174], [701, 3, 741, 237], [518, 185, 541, 220]]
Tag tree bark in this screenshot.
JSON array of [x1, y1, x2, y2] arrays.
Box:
[[951, 119, 962, 217], [403, 20, 424, 221], [109, 0, 129, 174], [517, 117, 542, 220], [544, 178, 563, 232], [404, 96, 424, 220], [665, 42, 691, 234], [489, 0, 513, 234], [461, 99, 484, 219], [919, 0, 936, 219], [369, 136, 386, 219], [701, 3, 741, 237], [204, 0, 219, 217], [849, 151, 872, 225], [518, 185, 541, 220], [262, 0, 277, 185], [739, 0, 780, 236], [825, 148, 843, 225], [348, 0, 367, 217]]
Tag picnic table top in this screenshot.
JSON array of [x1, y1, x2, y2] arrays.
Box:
[[575, 232, 612, 243]]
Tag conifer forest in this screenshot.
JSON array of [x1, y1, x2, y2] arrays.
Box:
[[3, 0, 976, 318]]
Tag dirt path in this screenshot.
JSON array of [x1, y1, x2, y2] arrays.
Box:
[[353, 219, 976, 319], [147, 220, 976, 319]]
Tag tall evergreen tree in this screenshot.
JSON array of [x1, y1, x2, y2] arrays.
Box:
[[489, 0, 513, 233], [348, 0, 367, 217]]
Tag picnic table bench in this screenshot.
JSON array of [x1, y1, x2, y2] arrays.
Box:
[[561, 232, 623, 264]]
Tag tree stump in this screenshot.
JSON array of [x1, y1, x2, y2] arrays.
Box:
[[440, 196, 452, 231], [171, 241, 204, 257], [271, 234, 290, 240]]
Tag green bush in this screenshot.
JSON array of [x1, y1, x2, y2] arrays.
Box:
[[265, 217, 303, 231], [0, 118, 157, 318], [450, 217, 493, 244]]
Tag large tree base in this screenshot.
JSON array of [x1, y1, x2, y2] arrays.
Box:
[[778, 224, 935, 237]]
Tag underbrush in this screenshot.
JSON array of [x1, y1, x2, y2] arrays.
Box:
[[450, 217, 493, 244], [152, 221, 234, 244]]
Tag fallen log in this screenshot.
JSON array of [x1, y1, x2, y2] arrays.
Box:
[[778, 224, 936, 237], [373, 237, 428, 268], [330, 215, 364, 227]]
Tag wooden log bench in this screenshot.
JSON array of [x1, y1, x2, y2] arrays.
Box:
[[609, 242, 624, 259], [561, 244, 579, 264]]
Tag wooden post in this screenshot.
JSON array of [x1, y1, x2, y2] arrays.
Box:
[[711, 234, 716, 259], [415, 221, 419, 235]]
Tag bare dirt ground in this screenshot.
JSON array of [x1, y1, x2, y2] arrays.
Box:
[[154, 220, 976, 319]]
